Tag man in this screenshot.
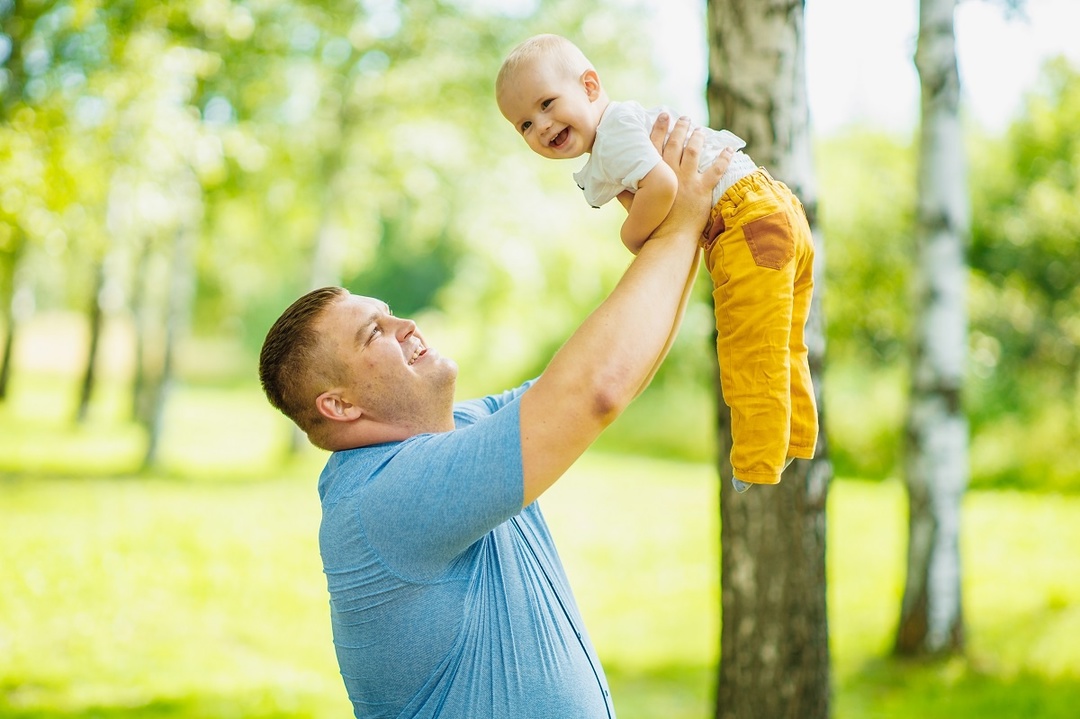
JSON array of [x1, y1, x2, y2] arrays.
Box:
[[259, 116, 728, 718]]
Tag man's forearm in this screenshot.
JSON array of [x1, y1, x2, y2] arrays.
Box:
[[635, 248, 700, 396], [620, 164, 678, 254], [518, 118, 725, 506], [547, 223, 700, 413]]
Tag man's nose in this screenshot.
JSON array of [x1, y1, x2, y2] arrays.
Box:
[[393, 317, 417, 340]]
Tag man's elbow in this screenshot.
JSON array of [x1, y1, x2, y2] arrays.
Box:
[[586, 374, 634, 425]]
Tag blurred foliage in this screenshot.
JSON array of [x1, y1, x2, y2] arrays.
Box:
[[817, 130, 916, 366], [1, 0, 660, 370], [809, 56, 1080, 492], [1, 4, 1078, 491], [966, 55, 1080, 491]]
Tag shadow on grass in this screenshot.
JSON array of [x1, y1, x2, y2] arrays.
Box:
[[604, 661, 714, 719], [0, 688, 331, 719], [0, 670, 714, 719], [4, 661, 1077, 719], [839, 655, 1080, 719], [602, 655, 1080, 719]]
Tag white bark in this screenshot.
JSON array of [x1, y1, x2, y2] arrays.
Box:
[[709, 1, 830, 716], [897, 0, 969, 656]]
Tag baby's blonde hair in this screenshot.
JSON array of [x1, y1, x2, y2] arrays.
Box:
[[495, 34, 595, 101]]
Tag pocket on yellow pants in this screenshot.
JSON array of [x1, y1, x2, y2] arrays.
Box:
[[743, 211, 794, 270]]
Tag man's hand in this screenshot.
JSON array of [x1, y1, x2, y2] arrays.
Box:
[[650, 115, 733, 239], [518, 115, 729, 508]]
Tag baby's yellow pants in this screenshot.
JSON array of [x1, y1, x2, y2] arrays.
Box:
[[701, 169, 818, 486]]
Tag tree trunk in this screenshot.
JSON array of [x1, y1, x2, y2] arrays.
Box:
[[288, 191, 346, 454], [895, 0, 969, 657], [288, 97, 351, 454], [707, 2, 831, 718], [0, 255, 17, 402], [0, 293, 16, 402], [141, 223, 196, 470], [76, 261, 106, 423], [0, 232, 29, 402], [129, 235, 156, 425]]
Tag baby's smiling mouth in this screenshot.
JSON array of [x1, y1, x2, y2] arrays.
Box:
[[549, 127, 570, 148]]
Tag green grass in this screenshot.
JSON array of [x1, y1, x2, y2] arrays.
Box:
[[2, 451, 1080, 719], [2, 366, 1079, 718]]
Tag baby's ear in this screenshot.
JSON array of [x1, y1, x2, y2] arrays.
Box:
[[581, 68, 602, 100]]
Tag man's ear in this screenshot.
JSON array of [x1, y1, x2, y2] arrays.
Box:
[[581, 68, 602, 101], [315, 391, 363, 423]]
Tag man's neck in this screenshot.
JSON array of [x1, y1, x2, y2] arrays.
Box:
[[326, 415, 455, 452]]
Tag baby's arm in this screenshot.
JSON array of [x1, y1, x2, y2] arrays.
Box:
[[620, 161, 678, 254]]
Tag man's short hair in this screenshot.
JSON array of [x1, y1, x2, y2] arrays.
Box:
[[259, 286, 346, 446]]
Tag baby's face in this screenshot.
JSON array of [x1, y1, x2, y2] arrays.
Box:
[[497, 63, 603, 160]]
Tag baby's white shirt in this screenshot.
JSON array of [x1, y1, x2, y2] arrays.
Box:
[[572, 100, 758, 208]]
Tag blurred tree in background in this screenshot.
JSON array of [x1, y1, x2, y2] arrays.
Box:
[[0, 0, 666, 456], [815, 55, 1080, 494]]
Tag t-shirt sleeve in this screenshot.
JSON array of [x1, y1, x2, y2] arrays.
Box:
[[597, 106, 664, 192], [358, 392, 529, 579], [452, 378, 535, 426]]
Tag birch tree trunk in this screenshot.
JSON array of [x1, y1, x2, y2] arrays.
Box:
[[895, 0, 969, 657], [706, 1, 831, 717], [76, 261, 106, 423], [142, 218, 197, 470], [130, 236, 154, 425], [0, 255, 22, 402], [0, 236, 20, 402], [287, 105, 350, 454]]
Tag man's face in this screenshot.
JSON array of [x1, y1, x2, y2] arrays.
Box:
[[317, 294, 457, 431], [498, 61, 601, 160]]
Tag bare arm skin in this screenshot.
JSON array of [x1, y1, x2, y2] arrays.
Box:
[[619, 161, 678, 254], [636, 142, 734, 393], [518, 117, 727, 506]]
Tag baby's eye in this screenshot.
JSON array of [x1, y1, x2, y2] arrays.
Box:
[[521, 120, 532, 133], [541, 98, 553, 110]]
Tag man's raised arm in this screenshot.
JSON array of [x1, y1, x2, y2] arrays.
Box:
[[519, 116, 726, 506]]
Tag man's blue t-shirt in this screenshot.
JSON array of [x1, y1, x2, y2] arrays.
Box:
[[317, 383, 615, 719]]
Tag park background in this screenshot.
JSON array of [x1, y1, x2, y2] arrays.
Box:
[[1, 0, 1078, 717]]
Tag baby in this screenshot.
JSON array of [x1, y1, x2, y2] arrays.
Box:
[[496, 34, 818, 491]]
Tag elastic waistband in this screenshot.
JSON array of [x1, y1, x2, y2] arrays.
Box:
[[714, 154, 761, 199], [701, 168, 779, 249], [721, 167, 779, 204]]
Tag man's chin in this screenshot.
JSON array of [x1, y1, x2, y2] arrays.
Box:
[[430, 356, 459, 389]]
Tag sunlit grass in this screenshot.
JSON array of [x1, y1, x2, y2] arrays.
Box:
[[3, 449, 1080, 718], [0, 469, 347, 718], [0, 372, 299, 479], [2, 372, 1080, 718]]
